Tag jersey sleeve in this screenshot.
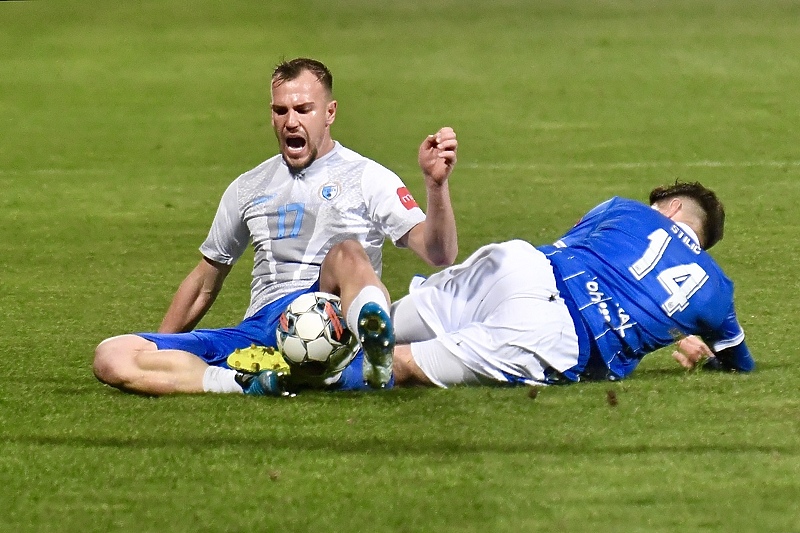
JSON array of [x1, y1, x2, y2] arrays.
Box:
[[360, 162, 426, 246], [703, 305, 754, 371], [199, 180, 250, 265], [707, 343, 755, 372], [707, 306, 746, 352]]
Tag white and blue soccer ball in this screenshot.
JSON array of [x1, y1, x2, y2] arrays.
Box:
[[276, 292, 358, 376]]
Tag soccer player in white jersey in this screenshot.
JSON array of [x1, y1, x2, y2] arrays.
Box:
[[92, 58, 458, 396], [385, 181, 754, 389]]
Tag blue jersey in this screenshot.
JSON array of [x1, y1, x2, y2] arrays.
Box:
[[538, 197, 749, 379]]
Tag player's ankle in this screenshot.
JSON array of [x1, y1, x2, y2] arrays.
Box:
[[202, 366, 243, 393], [346, 285, 389, 336]]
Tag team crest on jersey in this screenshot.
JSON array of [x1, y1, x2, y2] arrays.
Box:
[[320, 182, 341, 201]]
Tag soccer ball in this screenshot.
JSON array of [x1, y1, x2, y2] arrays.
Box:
[[276, 292, 358, 376]]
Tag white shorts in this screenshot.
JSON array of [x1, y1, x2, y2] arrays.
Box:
[[390, 240, 580, 388]]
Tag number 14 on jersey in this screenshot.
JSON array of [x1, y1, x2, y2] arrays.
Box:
[[629, 228, 709, 316]]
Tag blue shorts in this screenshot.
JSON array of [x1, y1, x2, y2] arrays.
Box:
[[138, 284, 318, 368]]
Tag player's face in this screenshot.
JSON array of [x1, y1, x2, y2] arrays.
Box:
[[271, 70, 337, 174]]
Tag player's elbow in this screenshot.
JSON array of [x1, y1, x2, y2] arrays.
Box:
[[428, 248, 457, 267], [406, 224, 457, 267], [425, 239, 458, 267]]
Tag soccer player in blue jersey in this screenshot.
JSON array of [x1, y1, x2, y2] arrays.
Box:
[[92, 58, 458, 396], [384, 180, 754, 388]]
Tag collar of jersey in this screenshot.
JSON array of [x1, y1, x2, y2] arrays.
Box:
[[675, 221, 700, 248]]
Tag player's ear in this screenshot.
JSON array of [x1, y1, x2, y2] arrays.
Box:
[[326, 100, 337, 126], [663, 197, 682, 219]]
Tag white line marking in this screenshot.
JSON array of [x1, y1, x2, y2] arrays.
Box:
[[0, 166, 231, 176], [2, 160, 799, 177], [461, 160, 800, 171]]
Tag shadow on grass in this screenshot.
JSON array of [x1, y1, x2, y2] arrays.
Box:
[[3, 433, 796, 457], [633, 359, 781, 378]]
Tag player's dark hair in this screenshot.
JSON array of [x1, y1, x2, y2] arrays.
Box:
[[649, 180, 725, 249], [272, 57, 333, 95]]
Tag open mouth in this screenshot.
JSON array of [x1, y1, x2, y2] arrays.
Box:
[[286, 136, 306, 152]]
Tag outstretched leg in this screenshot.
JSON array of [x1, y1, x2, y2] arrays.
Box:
[[93, 334, 212, 395], [94, 335, 290, 396]]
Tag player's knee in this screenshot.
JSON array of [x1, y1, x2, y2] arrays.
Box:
[[93, 340, 119, 385], [328, 240, 369, 269], [321, 240, 373, 292], [92, 335, 137, 386]]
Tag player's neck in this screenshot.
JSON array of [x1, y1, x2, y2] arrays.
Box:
[[674, 221, 701, 247]]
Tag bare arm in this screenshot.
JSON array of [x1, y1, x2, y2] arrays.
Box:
[[158, 257, 232, 333], [401, 127, 458, 267]]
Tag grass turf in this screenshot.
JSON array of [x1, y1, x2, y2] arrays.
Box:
[[1, 1, 799, 531]]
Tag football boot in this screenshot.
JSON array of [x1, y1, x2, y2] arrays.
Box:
[[236, 370, 293, 397], [226, 344, 290, 374], [357, 302, 395, 388]]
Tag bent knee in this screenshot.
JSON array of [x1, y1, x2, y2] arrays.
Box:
[[327, 240, 367, 264]]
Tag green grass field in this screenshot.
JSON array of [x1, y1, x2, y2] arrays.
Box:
[[2, 1, 799, 531]]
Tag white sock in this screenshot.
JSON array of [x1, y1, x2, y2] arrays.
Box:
[[346, 285, 390, 336], [202, 366, 244, 394]]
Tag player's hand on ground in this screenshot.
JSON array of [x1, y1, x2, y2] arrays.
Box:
[[419, 127, 457, 186], [672, 335, 714, 369]]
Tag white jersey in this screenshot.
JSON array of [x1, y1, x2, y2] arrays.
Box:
[[200, 142, 426, 318], [401, 240, 580, 385]]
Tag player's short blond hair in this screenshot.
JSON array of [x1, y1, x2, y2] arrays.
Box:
[[272, 58, 333, 97]]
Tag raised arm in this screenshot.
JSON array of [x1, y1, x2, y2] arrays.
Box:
[[158, 257, 232, 333], [401, 127, 458, 267]]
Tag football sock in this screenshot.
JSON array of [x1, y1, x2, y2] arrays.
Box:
[[345, 285, 389, 337], [202, 366, 245, 394], [335, 351, 395, 391]]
